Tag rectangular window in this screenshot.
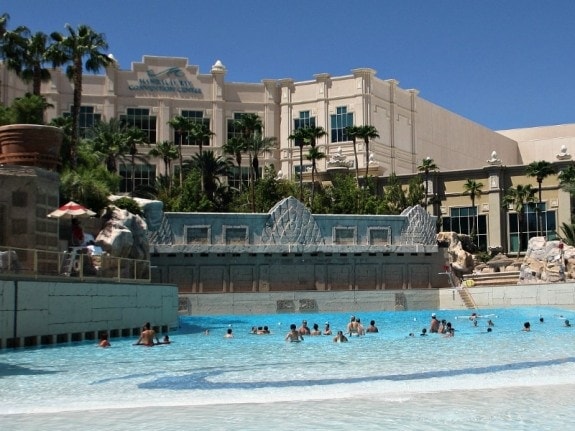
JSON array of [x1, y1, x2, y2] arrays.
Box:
[[224, 226, 248, 245], [227, 166, 250, 191], [334, 227, 356, 245], [368, 227, 391, 245], [330, 106, 354, 142], [63, 106, 101, 138], [442, 206, 488, 251], [174, 110, 211, 146], [227, 112, 255, 140], [185, 226, 211, 244], [506, 203, 556, 252], [120, 108, 157, 143], [119, 163, 156, 194], [294, 111, 316, 130]]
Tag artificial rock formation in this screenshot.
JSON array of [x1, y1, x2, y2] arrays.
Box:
[[437, 231, 475, 278], [518, 237, 573, 284], [96, 207, 149, 261]]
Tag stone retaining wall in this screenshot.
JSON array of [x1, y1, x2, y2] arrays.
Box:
[[0, 279, 179, 349]]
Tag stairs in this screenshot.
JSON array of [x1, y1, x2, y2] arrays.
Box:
[[457, 287, 477, 309], [60, 247, 81, 276]]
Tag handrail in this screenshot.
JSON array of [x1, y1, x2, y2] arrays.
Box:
[[0, 246, 151, 283]]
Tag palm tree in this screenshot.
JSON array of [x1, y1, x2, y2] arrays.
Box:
[[558, 165, 575, 194], [345, 125, 361, 185], [222, 137, 247, 192], [86, 118, 146, 174], [190, 151, 232, 200], [2, 27, 52, 96], [168, 115, 193, 187], [502, 184, 536, 257], [526, 160, 555, 236], [0, 12, 9, 36], [417, 157, 439, 209], [188, 121, 214, 155], [148, 140, 178, 180], [288, 127, 310, 201], [463, 179, 484, 243], [48, 24, 113, 169], [356, 125, 379, 179], [232, 114, 265, 211], [306, 145, 326, 206]]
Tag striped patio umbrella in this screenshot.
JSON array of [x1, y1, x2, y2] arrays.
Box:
[[47, 201, 96, 219]]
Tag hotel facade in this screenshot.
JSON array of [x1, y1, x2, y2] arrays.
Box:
[[1, 55, 574, 255]]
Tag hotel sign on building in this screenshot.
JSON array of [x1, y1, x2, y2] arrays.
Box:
[[127, 66, 202, 95]]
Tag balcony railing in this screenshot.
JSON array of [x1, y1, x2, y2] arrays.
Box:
[[0, 246, 151, 283]]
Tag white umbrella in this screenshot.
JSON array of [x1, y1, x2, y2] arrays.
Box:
[[47, 201, 96, 219]]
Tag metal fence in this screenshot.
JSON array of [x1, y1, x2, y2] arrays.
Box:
[[0, 246, 151, 283]]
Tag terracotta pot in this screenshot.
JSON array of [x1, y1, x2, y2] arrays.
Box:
[[0, 124, 64, 170]]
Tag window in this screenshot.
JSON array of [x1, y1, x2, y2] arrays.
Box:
[[507, 203, 556, 252], [185, 226, 211, 244], [224, 226, 248, 245], [294, 111, 316, 130], [334, 227, 356, 245], [442, 206, 488, 251], [63, 106, 101, 137], [368, 227, 391, 245], [119, 163, 156, 194], [227, 166, 250, 191], [227, 112, 255, 140], [174, 110, 211, 146], [120, 108, 157, 143], [330, 106, 354, 142]]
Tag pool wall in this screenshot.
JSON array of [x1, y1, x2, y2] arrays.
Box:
[[179, 282, 575, 315], [0, 279, 179, 349]]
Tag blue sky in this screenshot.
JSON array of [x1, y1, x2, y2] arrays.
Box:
[[3, 0, 575, 130]]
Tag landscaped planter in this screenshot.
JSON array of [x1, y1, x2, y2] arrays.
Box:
[[0, 124, 64, 171]]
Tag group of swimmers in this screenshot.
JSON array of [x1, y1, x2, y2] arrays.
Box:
[[283, 316, 380, 342]]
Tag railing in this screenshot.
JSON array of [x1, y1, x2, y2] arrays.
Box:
[[0, 246, 151, 283]]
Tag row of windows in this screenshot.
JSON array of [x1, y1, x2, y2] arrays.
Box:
[[185, 225, 391, 246], [74, 107, 355, 145], [442, 205, 557, 253]]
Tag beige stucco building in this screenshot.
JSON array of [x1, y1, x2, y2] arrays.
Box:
[[1, 55, 574, 254]]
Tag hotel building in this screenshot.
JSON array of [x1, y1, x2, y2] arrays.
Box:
[[1, 55, 574, 255]]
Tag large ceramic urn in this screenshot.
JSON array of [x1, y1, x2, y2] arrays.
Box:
[[0, 124, 64, 171]]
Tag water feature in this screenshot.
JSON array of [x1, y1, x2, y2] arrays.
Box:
[[2, 306, 575, 430]]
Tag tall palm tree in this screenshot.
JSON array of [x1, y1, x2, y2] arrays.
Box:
[[502, 184, 536, 257], [306, 146, 326, 206], [168, 115, 193, 187], [148, 140, 178, 179], [188, 121, 214, 155], [526, 160, 555, 236], [222, 137, 247, 192], [86, 118, 146, 174], [190, 151, 232, 200], [417, 157, 439, 209], [288, 127, 310, 201], [463, 179, 484, 243], [345, 125, 361, 185], [48, 24, 113, 169], [233, 113, 263, 202], [356, 125, 379, 179], [2, 27, 52, 96]]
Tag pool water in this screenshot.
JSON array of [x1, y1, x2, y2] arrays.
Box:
[[2, 306, 575, 430]]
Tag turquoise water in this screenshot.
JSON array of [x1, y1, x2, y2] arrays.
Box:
[[2, 306, 575, 430]]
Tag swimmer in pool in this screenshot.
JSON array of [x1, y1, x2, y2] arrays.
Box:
[[285, 324, 303, 342], [333, 330, 348, 343], [523, 321, 531, 332], [366, 320, 379, 333], [98, 333, 110, 348], [323, 322, 332, 335], [135, 322, 159, 346], [347, 316, 360, 336], [310, 323, 321, 336]]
